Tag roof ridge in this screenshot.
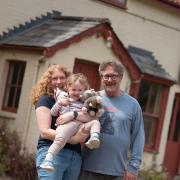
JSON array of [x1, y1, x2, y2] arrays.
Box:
[[0, 10, 61, 42], [58, 15, 110, 23]]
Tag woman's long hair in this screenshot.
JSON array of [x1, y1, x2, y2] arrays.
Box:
[[31, 65, 71, 105]]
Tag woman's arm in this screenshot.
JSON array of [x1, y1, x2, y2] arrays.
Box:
[[36, 106, 89, 144], [36, 106, 56, 141]]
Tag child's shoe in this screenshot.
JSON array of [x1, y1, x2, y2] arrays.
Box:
[[85, 137, 100, 149], [40, 160, 55, 172]]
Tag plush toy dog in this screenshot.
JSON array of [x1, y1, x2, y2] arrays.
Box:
[[81, 89, 104, 118]]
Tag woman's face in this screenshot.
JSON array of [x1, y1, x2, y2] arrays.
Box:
[[51, 69, 66, 90]]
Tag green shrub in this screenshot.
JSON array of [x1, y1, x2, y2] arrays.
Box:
[[0, 124, 37, 180], [139, 168, 168, 180], [139, 153, 168, 180]]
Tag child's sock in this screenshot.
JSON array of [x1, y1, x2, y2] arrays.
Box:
[[85, 132, 100, 149], [40, 152, 55, 172], [90, 132, 99, 139]]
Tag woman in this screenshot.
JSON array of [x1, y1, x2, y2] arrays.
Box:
[[31, 65, 88, 180]]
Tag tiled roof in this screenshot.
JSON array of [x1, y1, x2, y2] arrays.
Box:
[[0, 11, 61, 42], [128, 46, 175, 81], [0, 11, 110, 48]]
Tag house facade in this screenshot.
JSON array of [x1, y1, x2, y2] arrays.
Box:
[[0, 0, 180, 177]]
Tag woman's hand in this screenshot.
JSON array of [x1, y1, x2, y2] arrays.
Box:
[[55, 111, 74, 126], [68, 125, 90, 144]]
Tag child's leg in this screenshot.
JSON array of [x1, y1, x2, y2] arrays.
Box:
[[40, 121, 80, 171], [83, 120, 101, 149]]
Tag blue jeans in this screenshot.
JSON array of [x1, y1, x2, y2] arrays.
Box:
[[78, 170, 123, 180], [36, 146, 82, 180]]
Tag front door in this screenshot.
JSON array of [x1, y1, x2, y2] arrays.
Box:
[[164, 93, 180, 177], [73, 58, 100, 91]]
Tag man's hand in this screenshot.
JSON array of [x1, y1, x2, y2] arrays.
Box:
[[74, 125, 90, 143], [55, 112, 74, 126], [123, 171, 137, 180]]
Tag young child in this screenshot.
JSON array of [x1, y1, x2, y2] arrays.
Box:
[[40, 73, 101, 172]]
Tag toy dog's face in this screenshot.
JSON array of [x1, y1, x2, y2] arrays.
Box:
[[86, 96, 100, 109], [81, 89, 97, 102], [82, 90, 104, 117]]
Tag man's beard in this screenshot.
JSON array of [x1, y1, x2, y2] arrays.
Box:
[[104, 85, 118, 94]]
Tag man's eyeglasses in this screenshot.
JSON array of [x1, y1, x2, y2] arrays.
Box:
[[101, 74, 119, 81]]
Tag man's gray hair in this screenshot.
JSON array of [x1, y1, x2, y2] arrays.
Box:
[[99, 60, 124, 76]]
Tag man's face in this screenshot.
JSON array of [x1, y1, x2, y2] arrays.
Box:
[[101, 66, 122, 97]]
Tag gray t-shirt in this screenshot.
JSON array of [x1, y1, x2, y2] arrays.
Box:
[[81, 90, 145, 176]]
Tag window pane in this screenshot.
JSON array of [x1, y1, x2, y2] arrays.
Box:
[[138, 80, 163, 148], [173, 102, 180, 142], [138, 81, 150, 111], [143, 115, 157, 145], [138, 81, 162, 114], [18, 66, 25, 84], [148, 84, 162, 114], [15, 87, 21, 108], [11, 64, 19, 84], [7, 86, 15, 107], [2, 61, 26, 112]]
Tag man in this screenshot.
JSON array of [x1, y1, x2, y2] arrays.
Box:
[[78, 61, 145, 180]]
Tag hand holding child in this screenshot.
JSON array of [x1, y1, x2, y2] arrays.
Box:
[[55, 111, 74, 126]]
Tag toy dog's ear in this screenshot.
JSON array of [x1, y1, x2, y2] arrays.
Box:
[[90, 89, 95, 93], [80, 94, 84, 102], [82, 107, 88, 113], [56, 90, 68, 100], [96, 91, 101, 96], [96, 96, 102, 103]]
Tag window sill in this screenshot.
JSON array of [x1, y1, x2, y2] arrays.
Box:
[[0, 111, 16, 120]]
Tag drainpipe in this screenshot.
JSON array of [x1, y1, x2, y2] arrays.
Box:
[[21, 56, 45, 153]]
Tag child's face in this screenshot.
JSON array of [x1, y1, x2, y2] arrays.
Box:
[[68, 82, 86, 101]]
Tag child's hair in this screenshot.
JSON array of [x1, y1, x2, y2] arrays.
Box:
[[66, 73, 89, 90]]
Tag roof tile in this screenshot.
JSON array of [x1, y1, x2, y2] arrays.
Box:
[[0, 11, 109, 47], [128, 46, 175, 82]]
